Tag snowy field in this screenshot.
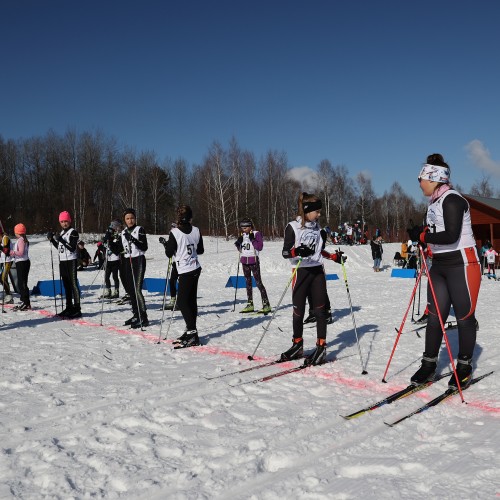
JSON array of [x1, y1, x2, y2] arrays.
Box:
[[0, 235, 498, 499]]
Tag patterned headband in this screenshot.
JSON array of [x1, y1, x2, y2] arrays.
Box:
[[418, 164, 450, 184]]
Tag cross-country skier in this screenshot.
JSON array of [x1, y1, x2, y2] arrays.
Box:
[[484, 245, 498, 279], [47, 211, 81, 318], [280, 192, 346, 365], [234, 217, 271, 314], [410, 154, 481, 389], [10, 223, 31, 310], [370, 235, 383, 272], [163, 205, 204, 348], [0, 223, 14, 304], [109, 208, 148, 328], [76, 241, 91, 270], [101, 219, 122, 299]]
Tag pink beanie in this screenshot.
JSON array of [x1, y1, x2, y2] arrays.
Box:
[[14, 223, 27, 235], [59, 211, 72, 223]]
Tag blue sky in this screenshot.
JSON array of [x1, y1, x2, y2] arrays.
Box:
[[1, 0, 500, 200]]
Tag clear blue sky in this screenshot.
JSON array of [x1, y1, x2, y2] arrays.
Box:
[[2, 1, 500, 200]]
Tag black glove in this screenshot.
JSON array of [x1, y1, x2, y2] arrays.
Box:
[[249, 232, 255, 241], [294, 245, 314, 257], [336, 250, 347, 263], [235, 236, 243, 248], [103, 229, 113, 242], [123, 231, 131, 241], [159, 236, 167, 246], [55, 235, 64, 243], [47, 231, 54, 240], [407, 225, 422, 243]]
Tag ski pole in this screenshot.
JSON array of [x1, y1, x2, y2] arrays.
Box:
[[418, 244, 466, 403], [157, 257, 172, 344], [128, 243, 144, 331], [340, 259, 368, 375], [232, 255, 241, 312], [410, 271, 418, 322], [248, 258, 302, 361], [99, 250, 110, 326], [382, 262, 424, 382], [161, 293, 178, 342], [1, 264, 5, 314], [49, 241, 58, 314]]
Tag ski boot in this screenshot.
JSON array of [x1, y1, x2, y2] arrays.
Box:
[[130, 315, 149, 329], [124, 315, 138, 326], [303, 311, 316, 324], [66, 306, 82, 319], [117, 294, 130, 305], [57, 306, 73, 318], [448, 355, 473, 389], [3, 294, 14, 305], [111, 289, 120, 299], [304, 340, 327, 366], [240, 301, 254, 313], [410, 353, 437, 385], [164, 298, 178, 310], [414, 312, 429, 325], [99, 288, 112, 299], [173, 331, 188, 345], [14, 302, 31, 311], [174, 330, 200, 349], [257, 300, 271, 314], [280, 338, 303, 362]]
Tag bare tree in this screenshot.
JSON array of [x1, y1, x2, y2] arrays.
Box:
[[470, 174, 494, 197]]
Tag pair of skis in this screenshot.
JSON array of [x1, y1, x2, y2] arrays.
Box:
[[205, 356, 335, 383], [342, 371, 494, 426]]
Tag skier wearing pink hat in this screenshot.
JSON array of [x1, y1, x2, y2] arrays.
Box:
[[47, 211, 81, 318], [10, 223, 31, 310]]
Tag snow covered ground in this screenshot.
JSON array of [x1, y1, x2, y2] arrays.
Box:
[[0, 236, 498, 499]]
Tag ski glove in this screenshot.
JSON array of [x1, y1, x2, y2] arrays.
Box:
[[335, 250, 347, 263], [47, 231, 54, 240], [292, 245, 314, 258], [249, 232, 255, 241], [159, 236, 167, 246], [235, 236, 243, 248], [419, 226, 429, 245]]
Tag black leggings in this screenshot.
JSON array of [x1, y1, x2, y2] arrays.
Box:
[[242, 260, 269, 303], [60, 259, 80, 308], [425, 250, 481, 359], [122, 255, 147, 318], [105, 260, 120, 289], [16, 260, 31, 305], [292, 266, 328, 340], [177, 268, 201, 331]]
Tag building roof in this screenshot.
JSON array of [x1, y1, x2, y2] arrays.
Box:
[[464, 194, 500, 212]]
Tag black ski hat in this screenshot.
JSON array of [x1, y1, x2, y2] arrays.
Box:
[[123, 207, 136, 218], [239, 217, 254, 228]]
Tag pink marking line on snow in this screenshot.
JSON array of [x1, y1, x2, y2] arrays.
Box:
[[18, 307, 500, 414]]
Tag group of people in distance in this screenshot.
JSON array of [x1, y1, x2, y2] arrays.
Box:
[[0, 153, 484, 386]]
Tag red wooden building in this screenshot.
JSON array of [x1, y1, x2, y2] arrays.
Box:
[[463, 194, 500, 250]]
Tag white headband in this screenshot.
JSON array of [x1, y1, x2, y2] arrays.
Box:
[[418, 164, 450, 184]]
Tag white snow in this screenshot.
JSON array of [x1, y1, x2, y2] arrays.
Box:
[[0, 236, 498, 499]]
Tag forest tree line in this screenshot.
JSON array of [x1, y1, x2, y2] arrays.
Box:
[[0, 129, 495, 242]]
